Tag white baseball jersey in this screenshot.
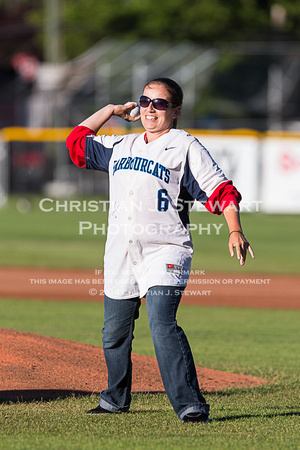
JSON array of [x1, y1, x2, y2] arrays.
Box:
[[83, 128, 229, 299]]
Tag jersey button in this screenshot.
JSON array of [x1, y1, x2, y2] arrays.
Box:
[[128, 216, 132, 220], [129, 240, 133, 244], [129, 191, 133, 195], [133, 261, 137, 265]]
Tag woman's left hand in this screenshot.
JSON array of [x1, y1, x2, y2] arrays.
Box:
[[113, 102, 141, 122], [229, 231, 255, 266]]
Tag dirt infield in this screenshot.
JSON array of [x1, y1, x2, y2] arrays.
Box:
[[0, 266, 299, 309], [0, 328, 268, 403], [1, 266, 298, 402]]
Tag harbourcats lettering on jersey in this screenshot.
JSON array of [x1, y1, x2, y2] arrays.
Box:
[[112, 156, 170, 184]]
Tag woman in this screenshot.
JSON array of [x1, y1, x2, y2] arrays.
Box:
[[66, 77, 254, 423]]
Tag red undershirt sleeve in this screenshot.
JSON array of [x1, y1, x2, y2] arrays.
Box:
[[205, 180, 242, 215], [66, 126, 96, 168]]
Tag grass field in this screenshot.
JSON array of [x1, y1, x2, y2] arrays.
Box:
[[0, 299, 299, 449], [0, 196, 299, 449], [0, 195, 300, 273]]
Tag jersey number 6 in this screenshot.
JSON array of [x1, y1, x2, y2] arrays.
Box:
[[157, 189, 169, 212]]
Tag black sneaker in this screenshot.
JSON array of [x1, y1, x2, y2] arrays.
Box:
[[182, 413, 211, 423], [86, 405, 116, 415]]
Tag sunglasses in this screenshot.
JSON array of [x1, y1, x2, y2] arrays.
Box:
[[139, 95, 174, 111]]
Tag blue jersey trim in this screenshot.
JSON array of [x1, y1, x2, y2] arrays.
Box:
[[177, 154, 209, 229], [85, 136, 123, 172], [181, 153, 208, 203]]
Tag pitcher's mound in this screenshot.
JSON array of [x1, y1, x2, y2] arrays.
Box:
[[0, 328, 267, 402]]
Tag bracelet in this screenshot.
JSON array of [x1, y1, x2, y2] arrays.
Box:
[[229, 230, 244, 236]]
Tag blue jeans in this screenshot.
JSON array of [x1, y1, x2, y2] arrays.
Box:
[[100, 286, 209, 420]]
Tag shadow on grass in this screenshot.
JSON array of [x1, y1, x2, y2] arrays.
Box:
[[215, 411, 299, 421], [0, 390, 94, 403], [2, 390, 298, 421], [0, 390, 165, 404]]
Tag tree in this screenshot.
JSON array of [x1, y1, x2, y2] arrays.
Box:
[[22, 0, 300, 60]]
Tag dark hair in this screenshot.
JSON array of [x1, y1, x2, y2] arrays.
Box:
[[144, 77, 183, 128]]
